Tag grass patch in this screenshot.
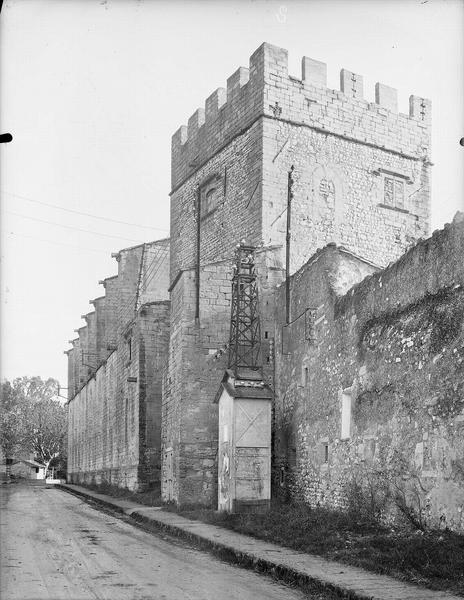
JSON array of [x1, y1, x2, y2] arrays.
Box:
[[168, 501, 464, 596], [80, 481, 163, 507], [76, 482, 464, 595]]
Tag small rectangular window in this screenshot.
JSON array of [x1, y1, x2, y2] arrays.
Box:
[[384, 177, 404, 209], [341, 390, 352, 439], [323, 444, 329, 463]]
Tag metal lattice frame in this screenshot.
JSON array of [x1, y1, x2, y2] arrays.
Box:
[[228, 244, 262, 378]]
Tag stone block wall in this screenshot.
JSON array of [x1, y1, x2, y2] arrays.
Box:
[[162, 247, 283, 506], [137, 301, 170, 487], [259, 43, 431, 270], [274, 214, 464, 530], [67, 239, 171, 491], [262, 118, 430, 270], [67, 300, 170, 490], [100, 275, 119, 351], [166, 42, 430, 506], [89, 296, 107, 364], [137, 239, 170, 308]]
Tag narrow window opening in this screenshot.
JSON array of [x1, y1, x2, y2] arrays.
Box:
[[341, 389, 352, 440], [124, 398, 129, 443], [384, 176, 405, 210], [323, 444, 329, 463]]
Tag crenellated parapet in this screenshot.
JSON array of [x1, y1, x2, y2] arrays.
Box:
[[172, 42, 431, 191]]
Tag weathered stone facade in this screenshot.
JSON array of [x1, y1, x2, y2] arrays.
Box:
[[273, 214, 464, 530], [66, 239, 170, 490], [163, 42, 432, 507], [66, 43, 464, 530]]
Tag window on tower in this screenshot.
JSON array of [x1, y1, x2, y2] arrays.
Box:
[[199, 175, 223, 219], [384, 176, 405, 210]]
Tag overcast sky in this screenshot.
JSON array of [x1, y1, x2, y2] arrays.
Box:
[[1, 0, 463, 387]]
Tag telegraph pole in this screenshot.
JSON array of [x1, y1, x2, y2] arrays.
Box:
[[286, 165, 294, 324]]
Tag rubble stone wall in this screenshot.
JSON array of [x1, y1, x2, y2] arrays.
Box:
[[274, 214, 464, 530], [166, 42, 431, 506]]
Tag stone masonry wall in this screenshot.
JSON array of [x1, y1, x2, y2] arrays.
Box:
[[67, 301, 170, 490], [274, 214, 464, 530], [67, 239, 171, 491], [137, 301, 170, 487], [262, 118, 430, 270], [89, 296, 107, 364], [167, 43, 431, 506], [259, 43, 430, 270], [162, 247, 283, 506], [100, 275, 119, 351]]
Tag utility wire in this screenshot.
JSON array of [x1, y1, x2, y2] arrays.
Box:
[[2, 190, 169, 233], [112, 251, 159, 324], [6, 210, 145, 243], [116, 246, 169, 324], [3, 231, 108, 254], [118, 246, 169, 323]]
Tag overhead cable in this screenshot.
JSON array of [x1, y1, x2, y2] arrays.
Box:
[[2, 190, 169, 232]]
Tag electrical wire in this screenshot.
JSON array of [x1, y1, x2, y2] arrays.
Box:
[[3, 230, 109, 254], [117, 246, 169, 323], [2, 189, 169, 233], [5, 210, 146, 243], [112, 246, 167, 324]]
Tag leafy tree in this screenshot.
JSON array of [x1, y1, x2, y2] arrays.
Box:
[[28, 396, 67, 476], [0, 380, 29, 461], [0, 376, 67, 477]]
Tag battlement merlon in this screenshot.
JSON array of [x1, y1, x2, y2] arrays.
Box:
[[171, 42, 431, 191]]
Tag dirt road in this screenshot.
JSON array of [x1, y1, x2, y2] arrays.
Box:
[[1, 482, 311, 600]]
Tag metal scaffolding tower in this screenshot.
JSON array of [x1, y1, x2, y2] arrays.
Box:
[[228, 243, 262, 379]]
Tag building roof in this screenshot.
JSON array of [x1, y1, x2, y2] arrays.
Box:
[[22, 459, 45, 468], [214, 370, 273, 403]]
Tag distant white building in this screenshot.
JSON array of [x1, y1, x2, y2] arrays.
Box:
[[10, 459, 46, 480]]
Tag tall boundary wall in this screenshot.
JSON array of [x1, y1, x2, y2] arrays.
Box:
[[66, 239, 170, 491], [274, 213, 464, 530]]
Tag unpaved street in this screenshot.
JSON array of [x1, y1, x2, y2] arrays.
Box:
[[1, 482, 310, 600]]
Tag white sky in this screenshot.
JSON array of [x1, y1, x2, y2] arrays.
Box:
[[1, 0, 463, 386]]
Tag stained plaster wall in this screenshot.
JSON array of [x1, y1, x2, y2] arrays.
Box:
[[274, 214, 464, 530]]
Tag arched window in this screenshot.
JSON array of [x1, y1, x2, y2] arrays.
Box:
[[200, 176, 223, 219]]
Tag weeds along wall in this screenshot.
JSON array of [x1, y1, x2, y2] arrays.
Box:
[[274, 214, 464, 530], [66, 240, 170, 491], [166, 42, 431, 506]]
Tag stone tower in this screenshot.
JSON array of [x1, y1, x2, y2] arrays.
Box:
[[162, 42, 431, 506]]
